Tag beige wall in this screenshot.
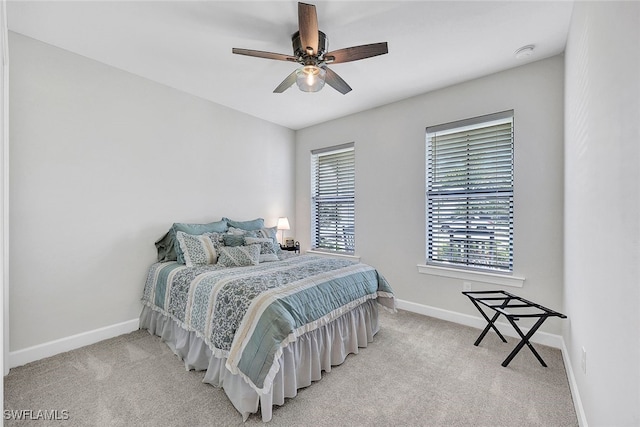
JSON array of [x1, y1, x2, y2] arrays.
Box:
[[8, 32, 295, 351]]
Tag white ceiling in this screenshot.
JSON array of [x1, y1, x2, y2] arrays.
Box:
[[7, 1, 574, 130]]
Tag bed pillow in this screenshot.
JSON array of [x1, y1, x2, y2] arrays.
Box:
[[227, 227, 259, 237], [222, 233, 246, 247], [173, 220, 228, 235], [255, 226, 283, 255], [217, 244, 261, 267], [174, 220, 228, 263], [154, 231, 176, 262], [244, 237, 279, 262], [175, 231, 221, 267], [222, 217, 265, 231], [155, 220, 228, 262]]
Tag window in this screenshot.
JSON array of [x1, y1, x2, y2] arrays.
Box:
[[426, 111, 514, 273], [311, 143, 355, 254]]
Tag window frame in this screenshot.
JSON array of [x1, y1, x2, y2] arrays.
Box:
[[425, 110, 515, 274], [310, 142, 356, 255]]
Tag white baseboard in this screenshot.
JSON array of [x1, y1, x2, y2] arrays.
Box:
[[396, 298, 563, 349], [396, 299, 588, 425], [4, 301, 588, 426], [8, 318, 139, 370], [560, 339, 589, 427]]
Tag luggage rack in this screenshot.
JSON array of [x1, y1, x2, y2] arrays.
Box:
[[462, 290, 566, 367]]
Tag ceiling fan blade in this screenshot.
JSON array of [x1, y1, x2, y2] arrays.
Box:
[[298, 2, 319, 55], [273, 70, 298, 93], [325, 42, 388, 64], [232, 48, 297, 62], [322, 66, 352, 95]]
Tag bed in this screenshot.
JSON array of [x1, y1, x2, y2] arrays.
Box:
[[139, 221, 395, 421]]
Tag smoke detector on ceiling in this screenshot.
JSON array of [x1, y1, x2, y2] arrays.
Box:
[[514, 45, 535, 59]]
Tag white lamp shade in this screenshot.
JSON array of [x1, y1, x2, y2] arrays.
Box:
[[277, 217, 290, 230]]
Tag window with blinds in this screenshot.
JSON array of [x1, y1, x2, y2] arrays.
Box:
[[426, 111, 514, 272], [311, 143, 355, 254]]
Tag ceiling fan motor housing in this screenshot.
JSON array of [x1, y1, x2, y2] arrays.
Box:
[[292, 30, 328, 61]]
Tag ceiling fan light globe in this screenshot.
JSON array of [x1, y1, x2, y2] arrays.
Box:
[[296, 66, 326, 92]]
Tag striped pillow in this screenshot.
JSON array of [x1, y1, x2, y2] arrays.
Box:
[[217, 244, 261, 267], [175, 231, 220, 267], [255, 226, 282, 255], [244, 237, 279, 262]]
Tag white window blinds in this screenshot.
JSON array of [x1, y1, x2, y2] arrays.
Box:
[[311, 143, 355, 254], [426, 111, 514, 272]]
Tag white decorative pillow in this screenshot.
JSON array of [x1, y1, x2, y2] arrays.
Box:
[[244, 237, 279, 262], [255, 226, 282, 255], [227, 227, 258, 237], [217, 244, 261, 267], [227, 227, 246, 235], [176, 231, 220, 267]]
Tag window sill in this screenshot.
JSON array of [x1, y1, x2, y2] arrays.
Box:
[[306, 250, 361, 262], [417, 264, 525, 288]]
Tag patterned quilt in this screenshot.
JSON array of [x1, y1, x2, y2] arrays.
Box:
[[141, 254, 395, 393]]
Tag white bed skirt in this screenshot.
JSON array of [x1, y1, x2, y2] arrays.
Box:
[[139, 299, 380, 422]]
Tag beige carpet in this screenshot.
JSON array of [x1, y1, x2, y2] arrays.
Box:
[[4, 309, 578, 426]]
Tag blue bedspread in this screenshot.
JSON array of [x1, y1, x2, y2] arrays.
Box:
[[141, 254, 395, 393]]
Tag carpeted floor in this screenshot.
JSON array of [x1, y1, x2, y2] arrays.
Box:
[[4, 309, 578, 426]]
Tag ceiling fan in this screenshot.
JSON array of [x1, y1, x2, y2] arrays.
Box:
[[232, 2, 388, 94]]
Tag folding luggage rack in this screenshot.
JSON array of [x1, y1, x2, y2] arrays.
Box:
[[463, 290, 566, 367]]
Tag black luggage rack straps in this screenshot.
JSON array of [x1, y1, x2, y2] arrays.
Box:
[[462, 290, 567, 367]]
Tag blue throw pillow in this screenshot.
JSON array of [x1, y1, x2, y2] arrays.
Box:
[[173, 220, 228, 235], [222, 234, 246, 247]]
